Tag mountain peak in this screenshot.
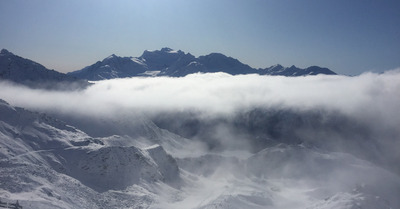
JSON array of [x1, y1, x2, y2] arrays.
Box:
[[142, 48, 183, 57], [104, 54, 119, 60], [161, 47, 173, 52], [1, 49, 13, 55], [272, 64, 283, 68], [205, 53, 228, 58]]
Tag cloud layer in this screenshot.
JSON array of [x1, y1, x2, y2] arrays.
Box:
[[1, 70, 399, 152], [1, 70, 399, 120]]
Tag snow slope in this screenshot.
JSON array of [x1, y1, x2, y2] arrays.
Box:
[[0, 99, 181, 208], [1, 99, 399, 208]]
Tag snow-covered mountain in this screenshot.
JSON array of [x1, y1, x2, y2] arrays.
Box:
[[68, 47, 336, 80], [0, 49, 89, 90], [0, 48, 336, 83], [67, 54, 148, 81], [1, 98, 400, 209], [0, 99, 181, 208], [259, 64, 336, 76]]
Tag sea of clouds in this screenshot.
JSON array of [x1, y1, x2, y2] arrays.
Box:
[[0, 70, 399, 118], [1, 70, 400, 208], [0, 70, 399, 170]]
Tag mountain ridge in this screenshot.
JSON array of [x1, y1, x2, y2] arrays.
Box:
[[68, 47, 337, 80], [0, 48, 337, 82], [0, 49, 90, 90]]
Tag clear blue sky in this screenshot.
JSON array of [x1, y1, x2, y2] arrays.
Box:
[[1, 0, 399, 75]]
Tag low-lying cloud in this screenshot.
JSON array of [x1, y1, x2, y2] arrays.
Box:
[[0, 70, 399, 139], [1, 70, 399, 118], [1, 70, 400, 171]]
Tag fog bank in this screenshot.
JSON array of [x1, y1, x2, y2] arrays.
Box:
[[1, 70, 399, 170], [0, 70, 399, 119]]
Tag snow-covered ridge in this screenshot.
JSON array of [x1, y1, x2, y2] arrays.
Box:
[[67, 47, 336, 80], [0, 48, 336, 82]]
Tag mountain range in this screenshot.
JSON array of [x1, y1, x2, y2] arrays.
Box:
[[0, 48, 336, 86], [68, 47, 336, 80]]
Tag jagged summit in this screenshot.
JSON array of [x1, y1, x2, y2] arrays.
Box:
[[160, 47, 181, 53], [258, 64, 336, 76], [104, 54, 118, 60], [69, 48, 337, 80], [68, 52, 148, 80], [141, 47, 184, 58]]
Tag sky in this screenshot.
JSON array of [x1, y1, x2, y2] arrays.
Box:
[[0, 0, 399, 75]]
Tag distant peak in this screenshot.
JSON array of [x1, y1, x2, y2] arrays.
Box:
[[141, 48, 185, 58], [269, 64, 284, 69], [208, 52, 225, 56], [1, 49, 13, 55], [161, 47, 173, 52], [159, 47, 183, 54], [205, 53, 228, 58], [104, 54, 119, 60], [143, 48, 174, 54]]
